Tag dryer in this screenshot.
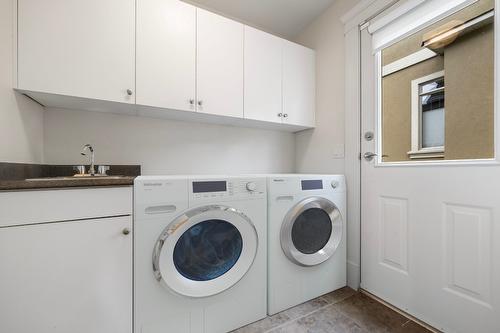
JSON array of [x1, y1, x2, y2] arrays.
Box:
[[134, 176, 267, 333], [267, 174, 346, 315]]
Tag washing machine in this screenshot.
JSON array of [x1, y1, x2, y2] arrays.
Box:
[[134, 175, 267, 333], [267, 174, 346, 315]]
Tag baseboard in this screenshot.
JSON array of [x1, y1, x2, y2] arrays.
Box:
[[347, 260, 360, 290]]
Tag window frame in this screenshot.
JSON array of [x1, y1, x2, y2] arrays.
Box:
[[408, 70, 446, 159]]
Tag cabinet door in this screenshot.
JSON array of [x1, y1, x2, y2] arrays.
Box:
[[244, 26, 283, 123], [283, 41, 316, 127], [136, 0, 196, 111], [197, 8, 244, 118], [0, 216, 132, 333], [17, 0, 135, 103]]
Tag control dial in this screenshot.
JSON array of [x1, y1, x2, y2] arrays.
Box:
[[331, 181, 339, 189], [246, 182, 257, 192]]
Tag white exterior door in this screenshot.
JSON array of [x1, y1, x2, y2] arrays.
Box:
[[196, 8, 244, 118], [17, 0, 135, 103], [136, 0, 196, 112], [360, 21, 500, 333]]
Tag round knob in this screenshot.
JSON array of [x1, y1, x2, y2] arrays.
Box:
[[246, 182, 257, 192], [189, 99, 195, 105], [198, 100, 203, 106], [122, 228, 130, 235], [283, 114, 288, 118], [331, 181, 339, 189], [277, 113, 283, 117], [126, 89, 133, 96]]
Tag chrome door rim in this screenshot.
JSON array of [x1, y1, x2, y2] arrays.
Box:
[[153, 205, 258, 298], [280, 197, 342, 267]]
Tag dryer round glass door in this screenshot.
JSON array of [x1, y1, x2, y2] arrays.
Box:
[[280, 197, 342, 266], [153, 205, 258, 298]]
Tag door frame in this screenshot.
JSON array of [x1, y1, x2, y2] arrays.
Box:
[[342, 0, 500, 290], [342, 0, 398, 290]]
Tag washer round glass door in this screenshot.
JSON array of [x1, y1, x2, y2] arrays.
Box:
[[153, 205, 258, 298], [280, 197, 342, 266]]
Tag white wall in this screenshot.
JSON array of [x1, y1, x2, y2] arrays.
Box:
[[293, 0, 361, 289], [0, 0, 44, 163], [293, 0, 358, 174], [43, 108, 295, 175], [41, 0, 361, 288]]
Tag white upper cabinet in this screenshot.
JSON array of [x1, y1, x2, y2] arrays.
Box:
[[196, 9, 244, 118], [244, 26, 283, 124], [16, 0, 315, 131], [136, 0, 196, 111], [17, 0, 136, 104], [282, 41, 316, 127]]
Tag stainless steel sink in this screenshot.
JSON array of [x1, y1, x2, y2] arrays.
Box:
[[26, 176, 127, 181]]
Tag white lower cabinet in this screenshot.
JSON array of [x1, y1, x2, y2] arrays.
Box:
[[0, 188, 132, 333]]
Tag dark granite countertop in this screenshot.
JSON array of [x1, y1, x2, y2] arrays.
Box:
[[0, 177, 136, 191], [0, 163, 140, 191]]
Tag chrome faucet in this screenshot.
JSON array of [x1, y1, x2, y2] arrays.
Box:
[[81, 144, 96, 175]]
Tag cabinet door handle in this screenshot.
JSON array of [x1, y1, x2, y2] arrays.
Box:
[[126, 89, 133, 96], [277, 113, 283, 117], [189, 99, 195, 105], [122, 228, 130, 235], [198, 100, 203, 106], [283, 113, 288, 118]]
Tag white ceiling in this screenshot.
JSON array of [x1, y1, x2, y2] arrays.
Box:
[[183, 0, 336, 39]]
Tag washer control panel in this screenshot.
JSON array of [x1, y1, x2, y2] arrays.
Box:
[[268, 175, 346, 196], [190, 178, 266, 201], [301, 179, 323, 191]]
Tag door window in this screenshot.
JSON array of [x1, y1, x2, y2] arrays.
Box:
[[173, 220, 243, 281], [281, 197, 343, 267], [380, 0, 494, 162], [291, 208, 332, 254]]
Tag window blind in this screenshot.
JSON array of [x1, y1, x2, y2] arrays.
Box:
[[367, 0, 478, 53]]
